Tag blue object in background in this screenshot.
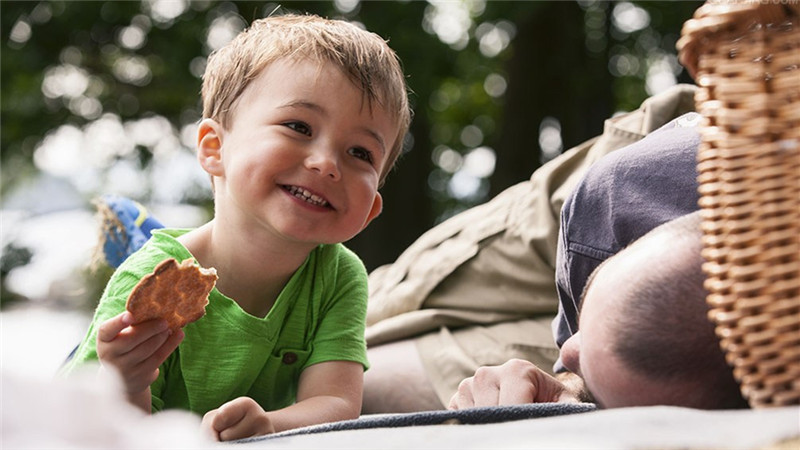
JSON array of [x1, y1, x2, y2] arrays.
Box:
[[99, 194, 164, 268]]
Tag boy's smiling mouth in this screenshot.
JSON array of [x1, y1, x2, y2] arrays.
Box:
[[282, 185, 333, 209]]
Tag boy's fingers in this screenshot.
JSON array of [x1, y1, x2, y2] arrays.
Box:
[[216, 402, 272, 441], [122, 328, 172, 364], [213, 400, 246, 431], [202, 399, 272, 441], [111, 327, 180, 385], [145, 328, 184, 368], [97, 311, 134, 342], [218, 422, 253, 442], [98, 315, 170, 359], [201, 411, 221, 441]]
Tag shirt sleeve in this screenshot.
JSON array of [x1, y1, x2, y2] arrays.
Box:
[[304, 245, 370, 371]]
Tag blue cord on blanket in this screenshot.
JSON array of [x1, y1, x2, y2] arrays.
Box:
[[235, 402, 597, 443]]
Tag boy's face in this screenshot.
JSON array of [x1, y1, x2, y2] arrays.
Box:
[[199, 57, 397, 247]]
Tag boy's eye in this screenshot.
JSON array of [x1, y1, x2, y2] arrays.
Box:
[[348, 147, 374, 164], [284, 121, 311, 136]]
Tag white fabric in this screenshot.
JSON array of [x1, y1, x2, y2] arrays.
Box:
[[4, 368, 798, 449]]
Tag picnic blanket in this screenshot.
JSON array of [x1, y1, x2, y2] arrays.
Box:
[[4, 369, 798, 449], [240, 405, 799, 449]]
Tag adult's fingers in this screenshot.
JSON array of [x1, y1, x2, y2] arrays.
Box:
[[469, 366, 503, 407], [448, 377, 476, 410], [497, 377, 536, 405], [455, 359, 546, 408], [496, 360, 541, 405]]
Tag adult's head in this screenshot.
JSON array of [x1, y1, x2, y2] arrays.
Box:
[[560, 212, 747, 409], [201, 13, 411, 184]]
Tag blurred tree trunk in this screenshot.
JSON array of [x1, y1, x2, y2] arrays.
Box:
[[490, 1, 612, 196]]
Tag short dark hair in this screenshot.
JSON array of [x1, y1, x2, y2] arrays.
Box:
[[611, 212, 748, 409]]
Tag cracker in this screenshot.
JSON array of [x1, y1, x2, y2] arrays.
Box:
[[125, 258, 218, 330]]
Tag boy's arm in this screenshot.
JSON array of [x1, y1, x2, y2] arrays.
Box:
[[278, 359, 364, 427], [201, 360, 363, 441]]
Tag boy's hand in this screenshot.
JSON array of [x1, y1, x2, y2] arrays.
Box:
[[96, 311, 184, 398], [201, 397, 275, 441]]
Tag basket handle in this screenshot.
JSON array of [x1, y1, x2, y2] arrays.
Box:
[[677, 1, 800, 79]]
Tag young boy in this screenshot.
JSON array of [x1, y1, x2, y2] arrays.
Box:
[[61, 13, 411, 441]]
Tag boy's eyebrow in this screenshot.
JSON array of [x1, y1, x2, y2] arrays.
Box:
[[279, 100, 387, 157], [280, 100, 323, 113]]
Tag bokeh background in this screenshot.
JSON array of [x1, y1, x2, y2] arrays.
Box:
[[1, 0, 703, 356]]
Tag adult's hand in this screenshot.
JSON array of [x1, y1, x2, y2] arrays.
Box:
[[448, 359, 582, 410]]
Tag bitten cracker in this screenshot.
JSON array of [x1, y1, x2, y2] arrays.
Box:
[[125, 258, 218, 330]]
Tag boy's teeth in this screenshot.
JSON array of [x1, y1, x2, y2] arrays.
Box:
[[287, 186, 329, 207]]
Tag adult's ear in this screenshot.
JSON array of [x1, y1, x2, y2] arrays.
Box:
[[197, 118, 224, 177]]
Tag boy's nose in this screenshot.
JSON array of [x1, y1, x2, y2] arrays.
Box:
[[305, 147, 341, 180]]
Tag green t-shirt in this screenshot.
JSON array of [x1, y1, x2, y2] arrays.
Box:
[[62, 229, 370, 415]]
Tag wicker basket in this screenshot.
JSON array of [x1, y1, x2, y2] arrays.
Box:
[[677, 2, 800, 408]]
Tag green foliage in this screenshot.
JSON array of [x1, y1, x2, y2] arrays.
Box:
[[1, 0, 703, 284]]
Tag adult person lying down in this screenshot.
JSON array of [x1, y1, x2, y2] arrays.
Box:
[[362, 84, 698, 413], [449, 211, 748, 410], [449, 111, 745, 410]]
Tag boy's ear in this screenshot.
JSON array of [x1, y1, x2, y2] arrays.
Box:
[[361, 192, 383, 230], [197, 118, 224, 176]]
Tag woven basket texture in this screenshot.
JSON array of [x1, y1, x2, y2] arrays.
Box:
[[678, 2, 800, 408]]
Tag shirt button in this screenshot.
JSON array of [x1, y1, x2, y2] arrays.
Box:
[[282, 352, 297, 364]]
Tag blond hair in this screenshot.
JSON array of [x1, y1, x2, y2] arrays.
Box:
[[202, 13, 411, 184]]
